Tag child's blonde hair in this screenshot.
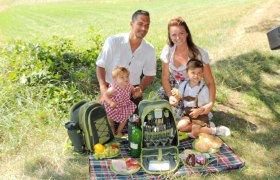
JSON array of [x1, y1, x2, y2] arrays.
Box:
[[112, 66, 130, 79]]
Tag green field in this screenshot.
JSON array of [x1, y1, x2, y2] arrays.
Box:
[[0, 0, 262, 51], [1, 0, 280, 179]]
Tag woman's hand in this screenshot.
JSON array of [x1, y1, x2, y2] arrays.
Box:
[[171, 88, 180, 99], [200, 102, 213, 115], [169, 95, 179, 106]]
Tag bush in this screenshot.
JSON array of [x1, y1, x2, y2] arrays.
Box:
[[0, 28, 103, 155]]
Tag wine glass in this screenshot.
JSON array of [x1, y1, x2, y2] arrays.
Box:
[[153, 133, 160, 147], [160, 131, 168, 146], [144, 132, 151, 148]]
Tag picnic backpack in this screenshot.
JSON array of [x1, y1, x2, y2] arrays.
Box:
[[139, 93, 180, 174], [65, 100, 89, 153], [65, 100, 114, 153], [78, 101, 114, 152]]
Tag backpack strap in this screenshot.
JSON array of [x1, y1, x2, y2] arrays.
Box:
[[182, 80, 190, 98], [195, 82, 205, 108], [182, 80, 205, 108]]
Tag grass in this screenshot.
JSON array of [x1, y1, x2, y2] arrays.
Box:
[[1, 0, 280, 179], [0, 0, 261, 51]]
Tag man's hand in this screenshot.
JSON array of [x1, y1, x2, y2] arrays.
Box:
[[109, 101, 117, 108], [96, 66, 108, 104], [132, 86, 142, 99], [99, 95, 106, 104]]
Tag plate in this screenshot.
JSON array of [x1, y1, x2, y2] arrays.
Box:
[[94, 142, 121, 160], [178, 131, 189, 140], [100, 150, 120, 158], [110, 158, 141, 175], [178, 149, 211, 168], [192, 139, 220, 154]]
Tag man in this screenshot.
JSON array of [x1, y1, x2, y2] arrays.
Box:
[[96, 10, 156, 106]]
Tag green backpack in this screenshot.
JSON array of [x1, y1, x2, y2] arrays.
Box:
[[139, 95, 180, 174], [78, 101, 115, 152], [65, 100, 89, 153], [65, 100, 114, 153]]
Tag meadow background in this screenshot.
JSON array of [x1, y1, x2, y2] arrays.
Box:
[[0, 0, 280, 179]]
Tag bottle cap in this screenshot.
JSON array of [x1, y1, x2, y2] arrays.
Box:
[[129, 114, 139, 122]]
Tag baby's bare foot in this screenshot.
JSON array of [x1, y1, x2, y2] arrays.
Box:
[[116, 132, 122, 137]]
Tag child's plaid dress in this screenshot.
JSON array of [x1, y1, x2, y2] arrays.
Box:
[[104, 83, 136, 122]]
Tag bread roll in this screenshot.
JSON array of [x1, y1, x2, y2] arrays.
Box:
[[194, 140, 210, 153], [199, 133, 223, 148], [171, 88, 180, 100], [194, 133, 223, 153]]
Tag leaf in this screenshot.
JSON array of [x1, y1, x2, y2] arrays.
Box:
[[20, 74, 27, 84], [8, 72, 17, 80]]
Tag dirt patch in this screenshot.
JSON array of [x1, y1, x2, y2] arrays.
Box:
[[245, 19, 280, 33], [213, 0, 280, 126], [213, 0, 280, 59]]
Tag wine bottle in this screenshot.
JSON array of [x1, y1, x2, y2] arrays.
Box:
[[164, 110, 170, 128], [128, 114, 139, 142], [130, 120, 142, 158]]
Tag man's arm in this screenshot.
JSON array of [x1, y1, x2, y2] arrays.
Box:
[[96, 36, 113, 95], [132, 76, 154, 99], [139, 75, 154, 91], [96, 66, 108, 103]]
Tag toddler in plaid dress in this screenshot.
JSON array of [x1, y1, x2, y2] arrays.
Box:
[[103, 66, 140, 136]]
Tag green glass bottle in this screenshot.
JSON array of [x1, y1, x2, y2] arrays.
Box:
[[130, 120, 142, 157]]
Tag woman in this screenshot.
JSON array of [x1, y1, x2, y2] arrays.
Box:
[[158, 17, 216, 119]]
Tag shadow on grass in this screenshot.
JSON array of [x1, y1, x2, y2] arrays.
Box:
[[213, 110, 258, 133], [213, 110, 280, 178], [213, 50, 280, 120], [211, 50, 280, 176]]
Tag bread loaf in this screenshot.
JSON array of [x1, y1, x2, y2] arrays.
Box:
[[194, 133, 223, 153]]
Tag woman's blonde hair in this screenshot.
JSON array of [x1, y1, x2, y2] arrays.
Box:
[[112, 66, 130, 79]]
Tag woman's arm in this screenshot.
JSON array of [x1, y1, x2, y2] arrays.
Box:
[[201, 64, 216, 114], [162, 62, 178, 106], [162, 62, 172, 97]]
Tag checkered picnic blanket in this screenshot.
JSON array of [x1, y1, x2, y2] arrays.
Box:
[[89, 138, 245, 179]]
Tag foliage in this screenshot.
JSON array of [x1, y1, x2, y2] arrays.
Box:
[[0, 27, 103, 155], [1, 27, 102, 111]]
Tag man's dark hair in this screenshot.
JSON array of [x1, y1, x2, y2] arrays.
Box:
[[132, 10, 149, 22]]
